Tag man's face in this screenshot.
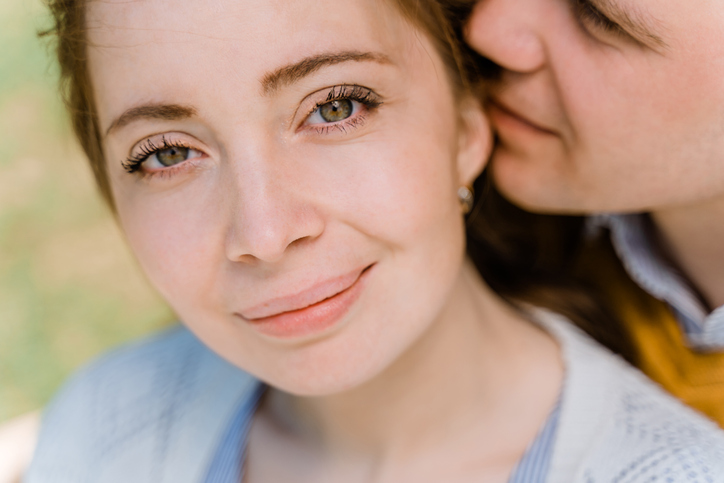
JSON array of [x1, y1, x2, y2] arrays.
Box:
[[467, 0, 724, 214]]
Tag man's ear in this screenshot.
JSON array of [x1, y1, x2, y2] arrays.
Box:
[[455, 94, 492, 187]]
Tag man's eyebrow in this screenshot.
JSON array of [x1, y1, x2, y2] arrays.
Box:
[[592, 0, 668, 49], [261, 51, 392, 95], [105, 104, 197, 137]]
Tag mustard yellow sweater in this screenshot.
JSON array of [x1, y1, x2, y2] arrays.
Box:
[[578, 237, 724, 426]]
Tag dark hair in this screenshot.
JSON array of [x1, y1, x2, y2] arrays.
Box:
[[467, 179, 638, 364], [41, 0, 638, 364]]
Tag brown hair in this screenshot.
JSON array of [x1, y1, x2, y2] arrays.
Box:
[[42, 0, 478, 211], [42, 0, 638, 364], [398, 0, 638, 364]]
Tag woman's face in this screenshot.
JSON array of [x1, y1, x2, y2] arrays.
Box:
[[88, 0, 490, 395]]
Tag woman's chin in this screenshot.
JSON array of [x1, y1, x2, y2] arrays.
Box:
[[181, 258, 457, 398], [253, 343, 397, 397]]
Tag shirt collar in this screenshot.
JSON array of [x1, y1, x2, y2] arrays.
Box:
[[588, 213, 724, 350]]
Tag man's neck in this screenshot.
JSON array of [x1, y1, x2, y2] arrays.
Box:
[[652, 195, 724, 311]]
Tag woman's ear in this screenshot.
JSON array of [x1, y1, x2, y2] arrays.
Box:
[[455, 94, 492, 187]]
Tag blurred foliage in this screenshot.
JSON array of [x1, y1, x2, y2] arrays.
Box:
[[0, 0, 173, 421]]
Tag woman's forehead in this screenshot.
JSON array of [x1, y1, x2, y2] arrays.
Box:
[[86, 0, 424, 126], [86, 0, 408, 58]]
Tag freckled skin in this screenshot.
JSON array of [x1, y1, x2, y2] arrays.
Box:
[[467, 0, 724, 308], [467, 0, 724, 214], [89, 0, 492, 396], [87, 1, 564, 480]]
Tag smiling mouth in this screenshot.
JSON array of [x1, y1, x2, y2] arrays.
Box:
[[237, 264, 374, 339], [488, 99, 558, 136]]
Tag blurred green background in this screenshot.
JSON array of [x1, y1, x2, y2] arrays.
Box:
[[0, 0, 173, 423]]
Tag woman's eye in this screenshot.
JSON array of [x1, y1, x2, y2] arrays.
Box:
[[298, 85, 382, 133], [319, 99, 354, 122], [145, 145, 202, 170], [306, 99, 360, 126], [156, 146, 191, 166], [124, 139, 205, 175]]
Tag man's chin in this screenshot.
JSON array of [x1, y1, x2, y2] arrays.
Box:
[[489, 153, 586, 215]]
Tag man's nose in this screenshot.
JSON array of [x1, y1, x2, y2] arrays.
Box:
[[465, 0, 547, 74]]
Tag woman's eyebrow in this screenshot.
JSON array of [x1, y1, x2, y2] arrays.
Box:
[[105, 104, 197, 137], [261, 51, 392, 95], [104, 51, 390, 137]]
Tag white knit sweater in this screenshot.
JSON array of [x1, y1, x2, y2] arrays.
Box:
[[535, 309, 724, 481], [26, 311, 724, 483]]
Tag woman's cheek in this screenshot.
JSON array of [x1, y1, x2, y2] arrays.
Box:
[[369, 148, 456, 239], [115, 186, 227, 309]]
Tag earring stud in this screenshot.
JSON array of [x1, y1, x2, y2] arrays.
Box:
[[457, 186, 474, 214]]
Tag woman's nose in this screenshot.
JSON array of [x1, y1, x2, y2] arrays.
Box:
[[224, 165, 326, 264], [465, 0, 547, 74]]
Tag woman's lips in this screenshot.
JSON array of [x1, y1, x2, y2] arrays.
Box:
[[237, 265, 373, 339]]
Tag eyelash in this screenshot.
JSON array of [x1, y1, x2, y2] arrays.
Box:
[[122, 137, 194, 175], [304, 84, 383, 134], [122, 85, 383, 178], [574, 0, 624, 35]]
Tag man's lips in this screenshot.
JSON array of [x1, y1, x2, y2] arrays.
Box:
[[238, 265, 372, 321], [488, 99, 558, 136]]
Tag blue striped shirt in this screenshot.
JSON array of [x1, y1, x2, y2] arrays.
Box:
[[589, 213, 724, 350], [203, 384, 560, 483]]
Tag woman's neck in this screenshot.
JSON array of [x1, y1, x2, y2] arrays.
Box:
[[247, 260, 563, 482]]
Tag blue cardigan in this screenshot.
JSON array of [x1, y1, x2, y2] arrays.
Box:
[[24, 326, 557, 482], [27, 327, 256, 483], [26, 311, 724, 482]]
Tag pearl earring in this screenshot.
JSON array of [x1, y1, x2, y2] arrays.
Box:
[[457, 186, 474, 214]]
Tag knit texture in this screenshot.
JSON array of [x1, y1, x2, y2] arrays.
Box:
[[539, 309, 724, 482], [573, 228, 724, 427], [26, 314, 724, 483]]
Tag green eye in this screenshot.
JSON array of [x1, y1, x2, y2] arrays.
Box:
[[157, 146, 190, 166], [319, 99, 353, 123]]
